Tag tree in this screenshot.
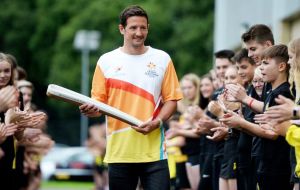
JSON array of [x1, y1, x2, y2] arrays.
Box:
[[0, 0, 214, 145]]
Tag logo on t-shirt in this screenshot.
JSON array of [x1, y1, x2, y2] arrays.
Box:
[[115, 66, 122, 72], [112, 66, 125, 77], [145, 62, 159, 78]]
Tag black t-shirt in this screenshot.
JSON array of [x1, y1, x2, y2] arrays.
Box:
[[209, 88, 225, 159], [200, 110, 217, 156], [0, 92, 24, 188], [251, 83, 272, 158], [223, 132, 239, 162], [257, 82, 294, 175], [0, 93, 24, 173], [261, 82, 272, 102], [0, 112, 15, 175], [181, 136, 201, 156], [238, 85, 258, 168]]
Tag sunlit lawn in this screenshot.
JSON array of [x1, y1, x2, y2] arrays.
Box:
[[41, 180, 94, 190]]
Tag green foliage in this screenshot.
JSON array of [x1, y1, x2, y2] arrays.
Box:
[[0, 0, 214, 145]]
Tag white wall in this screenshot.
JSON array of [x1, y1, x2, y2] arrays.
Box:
[[214, 0, 300, 51]]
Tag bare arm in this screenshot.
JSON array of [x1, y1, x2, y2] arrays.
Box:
[[166, 136, 186, 147], [238, 118, 277, 140], [167, 127, 200, 138], [226, 83, 264, 113], [220, 111, 277, 139], [241, 96, 264, 114]]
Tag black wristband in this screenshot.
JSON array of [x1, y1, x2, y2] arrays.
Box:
[[293, 107, 300, 120]]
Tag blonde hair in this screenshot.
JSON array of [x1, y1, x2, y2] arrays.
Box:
[[254, 67, 263, 78], [180, 73, 201, 106], [0, 52, 14, 87], [288, 38, 300, 102], [17, 80, 33, 89]]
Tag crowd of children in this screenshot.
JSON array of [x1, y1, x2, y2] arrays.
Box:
[[166, 24, 300, 190], [0, 53, 54, 190]]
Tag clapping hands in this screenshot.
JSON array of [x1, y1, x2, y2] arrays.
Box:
[[0, 86, 19, 112]]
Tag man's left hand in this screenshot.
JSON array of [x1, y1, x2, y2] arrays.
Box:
[[131, 119, 161, 135]]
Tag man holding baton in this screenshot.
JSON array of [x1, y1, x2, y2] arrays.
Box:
[[80, 5, 182, 190]]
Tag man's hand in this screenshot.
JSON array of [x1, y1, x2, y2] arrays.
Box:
[[187, 105, 205, 120], [166, 128, 180, 139], [219, 110, 242, 128], [264, 95, 295, 123], [197, 117, 219, 130], [206, 126, 228, 141], [225, 83, 247, 102], [254, 114, 270, 125], [79, 103, 101, 117], [131, 119, 161, 135], [208, 101, 224, 118], [21, 128, 42, 143], [0, 123, 18, 143], [195, 124, 211, 135], [5, 107, 28, 124], [10, 110, 46, 129], [267, 120, 291, 137], [259, 123, 279, 139]]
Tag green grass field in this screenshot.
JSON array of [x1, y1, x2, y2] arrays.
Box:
[[41, 181, 94, 190]]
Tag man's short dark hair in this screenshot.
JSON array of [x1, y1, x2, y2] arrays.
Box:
[[214, 49, 235, 63], [234, 48, 255, 65], [241, 24, 274, 45], [119, 5, 148, 27]]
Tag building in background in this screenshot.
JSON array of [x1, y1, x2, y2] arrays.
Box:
[[214, 0, 300, 51]]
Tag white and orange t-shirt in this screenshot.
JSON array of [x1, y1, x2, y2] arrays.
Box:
[[91, 46, 182, 163]]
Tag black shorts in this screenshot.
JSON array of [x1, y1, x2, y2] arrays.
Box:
[[94, 163, 108, 175], [187, 154, 200, 166], [108, 160, 170, 190], [219, 157, 237, 179], [175, 162, 190, 188], [199, 154, 213, 177]]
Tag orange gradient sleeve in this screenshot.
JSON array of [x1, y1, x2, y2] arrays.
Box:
[[91, 65, 107, 103], [161, 61, 183, 102]]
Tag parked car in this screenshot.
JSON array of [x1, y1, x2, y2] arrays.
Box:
[[52, 147, 94, 181], [41, 146, 94, 181], [40, 144, 70, 180]]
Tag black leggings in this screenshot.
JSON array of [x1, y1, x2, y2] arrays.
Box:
[[198, 154, 213, 190], [212, 156, 223, 190], [108, 160, 170, 190], [257, 174, 293, 190], [237, 166, 257, 190]]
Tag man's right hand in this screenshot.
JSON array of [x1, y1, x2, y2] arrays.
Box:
[[225, 83, 247, 102], [79, 103, 101, 117]]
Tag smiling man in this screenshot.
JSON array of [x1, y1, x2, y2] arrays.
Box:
[[241, 24, 274, 66], [79, 5, 182, 190]]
